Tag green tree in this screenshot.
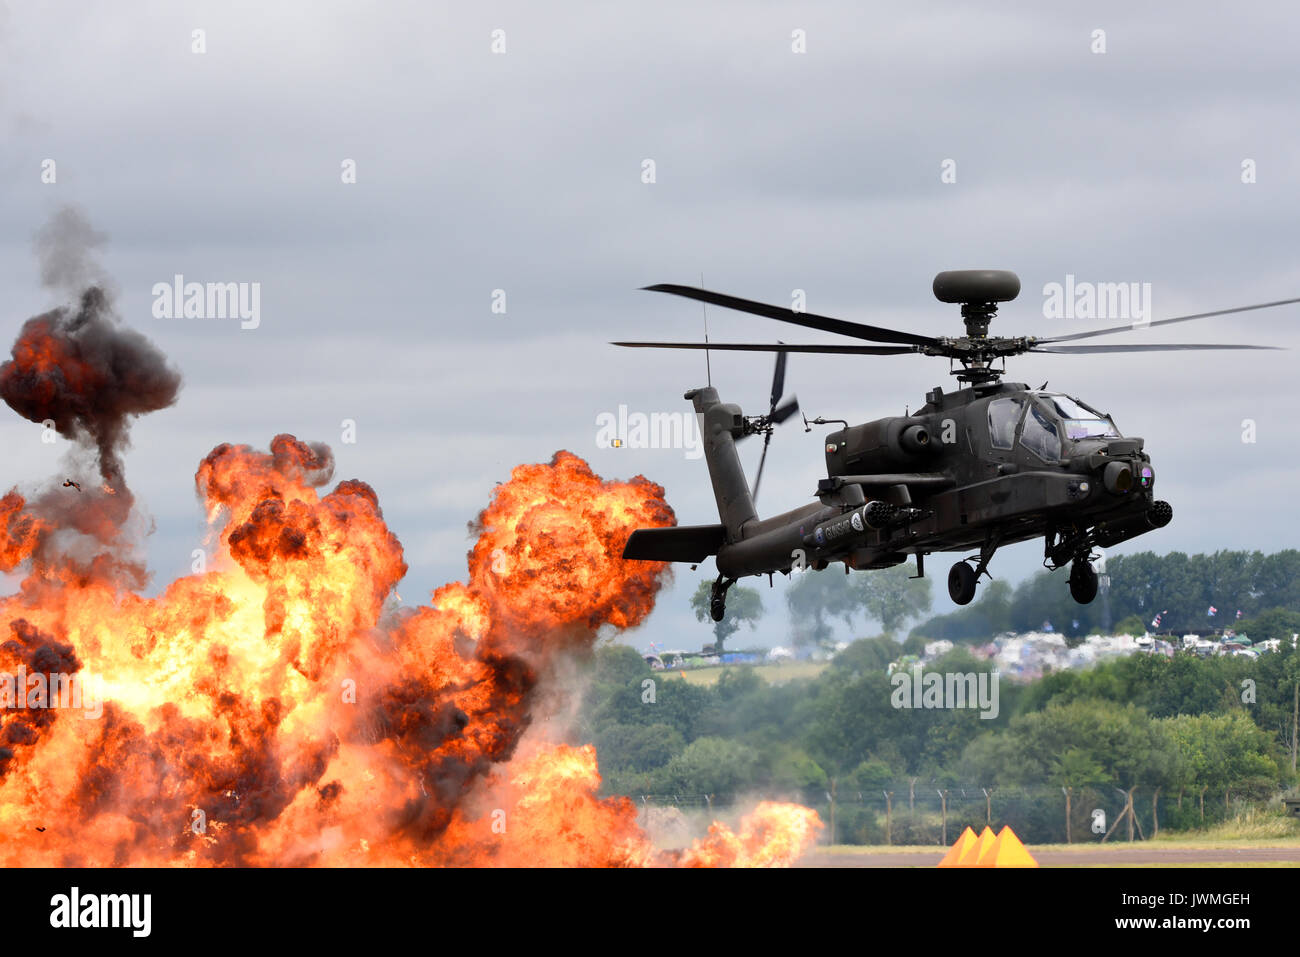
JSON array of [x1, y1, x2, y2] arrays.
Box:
[[594, 723, 685, 774], [846, 758, 894, 791], [663, 737, 760, 795], [851, 562, 933, 635], [911, 578, 1014, 642], [831, 636, 901, 676], [762, 744, 828, 792], [1051, 747, 1108, 790], [590, 643, 651, 685], [1113, 614, 1147, 637], [1160, 712, 1280, 798], [785, 568, 860, 647], [787, 561, 932, 647], [959, 699, 1170, 789], [1237, 607, 1300, 641], [715, 666, 763, 702], [690, 579, 764, 652]]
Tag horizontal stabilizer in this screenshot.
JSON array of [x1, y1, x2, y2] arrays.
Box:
[[623, 524, 726, 562]]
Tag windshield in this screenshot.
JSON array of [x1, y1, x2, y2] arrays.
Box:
[[987, 396, 1023, 450], [1020, 403, 1060, 461], [1038, 393, 1120, 441]]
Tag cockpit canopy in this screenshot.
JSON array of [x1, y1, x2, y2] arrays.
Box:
[[1036, 392, 1121, 442], [986, 391, 1120, 462]]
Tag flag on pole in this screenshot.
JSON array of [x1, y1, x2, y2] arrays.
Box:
[[1207, 606, 1218, 617], [1151, 610, 1166, 628], [1235, 610, 1243, 620]]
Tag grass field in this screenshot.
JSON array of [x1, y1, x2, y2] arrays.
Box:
[[805, 842, 1300, 867], [673, 660, 828, 687]]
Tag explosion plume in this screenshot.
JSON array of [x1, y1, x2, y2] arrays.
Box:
[[0, 434, 821, 865], [0, 217, 821, 865], [0, 286, 182, 498]]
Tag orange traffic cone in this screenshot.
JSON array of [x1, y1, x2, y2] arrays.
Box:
[[937, 826, 977, 867], [937, 824, 1039, 867], [973, 826, 1039, 867]]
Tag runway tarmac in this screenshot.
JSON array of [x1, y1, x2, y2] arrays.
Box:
[[800, 845, 1300, 867]]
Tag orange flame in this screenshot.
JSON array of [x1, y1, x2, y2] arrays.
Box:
[[0, 491, 46, 572], [0, 439, 820, 866]]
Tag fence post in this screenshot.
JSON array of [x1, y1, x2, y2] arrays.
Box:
[[938, 789, 949, 846], [884, 790, 893, 846], [983, 787, 993, 827], [823, 778, 837, 846], [1131, 786, 1145, 841], [1062, 786, 1072, 844]]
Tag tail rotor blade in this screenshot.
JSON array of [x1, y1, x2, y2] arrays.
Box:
[[771, 395, 800, 425], [770, 350, 787, 412], [752, 431, 773, 502]]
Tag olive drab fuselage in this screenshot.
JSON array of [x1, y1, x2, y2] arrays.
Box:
[[617, 269, 1285, 623]]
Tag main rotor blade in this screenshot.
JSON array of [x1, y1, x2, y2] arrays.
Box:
[[612, 341, 916, 355], [1031, 343, 1283, 354], [643, 284, 937, 347], [1038, 297, 1300, 344]]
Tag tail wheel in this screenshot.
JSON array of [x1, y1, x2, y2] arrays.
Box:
[[1069, 560, 1098, 604], [709, 575, 730, 622], [948, 561, 978, 605]]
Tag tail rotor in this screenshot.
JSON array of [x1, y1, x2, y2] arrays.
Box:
[[743, 348, 799, 502]]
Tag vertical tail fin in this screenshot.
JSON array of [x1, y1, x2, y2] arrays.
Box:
[[687, 386, 757, 539]]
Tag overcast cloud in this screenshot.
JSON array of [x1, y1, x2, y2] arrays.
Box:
[[2, 1, 1299, 650]]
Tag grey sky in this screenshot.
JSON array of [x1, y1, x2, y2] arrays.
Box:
[[2, 1, 1298, 650]]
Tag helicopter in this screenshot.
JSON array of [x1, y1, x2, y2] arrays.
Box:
[[613, 270, 1294, 621]]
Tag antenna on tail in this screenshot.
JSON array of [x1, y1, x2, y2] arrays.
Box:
[[700, 273, 711, 388]]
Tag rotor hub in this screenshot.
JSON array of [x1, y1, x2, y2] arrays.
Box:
[[930, 270, 1024, 383], [959, 301, 998, 339]]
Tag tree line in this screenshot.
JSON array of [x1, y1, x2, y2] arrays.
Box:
[[688, 548, 1300, 650], [912, 549, 1300, 643], [577, 632, 1300, 843]]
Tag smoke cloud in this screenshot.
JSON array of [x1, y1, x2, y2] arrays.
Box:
[[0, 208, 182, 495]]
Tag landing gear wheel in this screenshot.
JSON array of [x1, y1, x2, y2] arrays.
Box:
[[1069, 560, 1098, 604], [948, 561, 978, 605], [710, 598, 725, 622]]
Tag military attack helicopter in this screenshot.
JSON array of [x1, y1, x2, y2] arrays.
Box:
[[614, 270, 1294, 620]]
